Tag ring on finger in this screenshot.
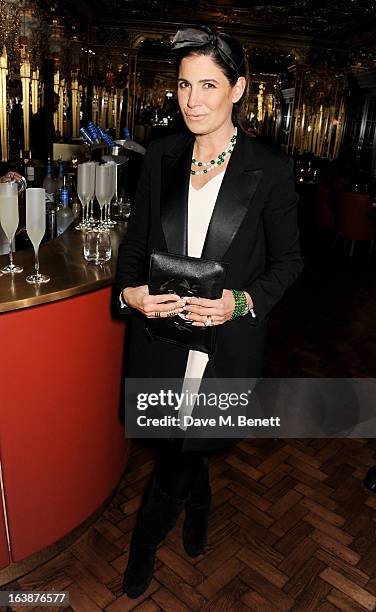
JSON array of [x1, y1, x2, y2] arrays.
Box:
[[154, 311, 161, 317], [178, 309, 190, 321], [204, 315, 214, 327]]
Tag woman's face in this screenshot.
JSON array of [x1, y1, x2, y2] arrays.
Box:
[[177, 54, 245, 136]]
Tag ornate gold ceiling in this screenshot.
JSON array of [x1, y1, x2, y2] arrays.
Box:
[[33, 0, 375, 84], [64, 0, 376, 41]]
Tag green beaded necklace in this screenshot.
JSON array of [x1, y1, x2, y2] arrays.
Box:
[[191, 128, 237, 176]]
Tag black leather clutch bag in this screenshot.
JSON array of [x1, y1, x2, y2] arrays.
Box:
[[146, 250, 227, 354]]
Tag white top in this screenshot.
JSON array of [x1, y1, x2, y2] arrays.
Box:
[[178, 171, 225, 427]]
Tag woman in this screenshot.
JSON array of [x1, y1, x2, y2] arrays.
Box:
[[116, 25, 303, 598]]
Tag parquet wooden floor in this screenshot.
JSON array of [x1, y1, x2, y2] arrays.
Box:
[[2, 437, 376, 612]]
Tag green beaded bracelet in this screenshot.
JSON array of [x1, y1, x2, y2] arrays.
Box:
[[230, 290, 248, 320]]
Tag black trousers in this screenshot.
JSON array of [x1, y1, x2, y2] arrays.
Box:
[[154, 438, 209, 499]]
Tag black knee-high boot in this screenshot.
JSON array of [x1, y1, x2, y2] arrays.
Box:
[[123, 476, 188, 599], [183, 457, 212, 557]]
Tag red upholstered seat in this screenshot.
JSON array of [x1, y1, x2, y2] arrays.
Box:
[[335, 192, 374, 241]]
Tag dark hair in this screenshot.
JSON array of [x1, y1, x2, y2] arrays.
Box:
[[172, 26, 249, 130]]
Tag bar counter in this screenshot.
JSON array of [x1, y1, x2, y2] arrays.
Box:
[[0, 223, 129, 576], [0, 222, 127, 313]]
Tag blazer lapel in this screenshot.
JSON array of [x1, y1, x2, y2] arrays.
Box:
[[160, 135, 194, 256], [201, 130, 263, 260]]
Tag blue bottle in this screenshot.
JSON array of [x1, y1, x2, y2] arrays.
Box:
[[80, 127, 94, 145], [56, 176, 74, 236], [97, 126, 115, 148], [88, 122, 101, 144]]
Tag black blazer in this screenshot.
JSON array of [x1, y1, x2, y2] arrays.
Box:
[[116, 128, 303, 381]]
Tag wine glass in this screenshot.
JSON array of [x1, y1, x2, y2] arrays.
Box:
[[25, 188, 50, 284], [76, 162, 96, 230], [0, 182, 23, 273], [95, 164, 110, 229], [120, 193, 131, 220]]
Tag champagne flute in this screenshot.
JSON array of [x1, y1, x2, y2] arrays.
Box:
[[0, 182, 23, 273], [104, 162, 117, 227], [88, 195, 95, 225], [76, 162, 96, 230], [95, 164, 110, 229], [26, 188, 50, 284], [89, 161, 99, 226]]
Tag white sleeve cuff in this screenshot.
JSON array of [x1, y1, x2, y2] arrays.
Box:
[[119, 291, 128, 308]]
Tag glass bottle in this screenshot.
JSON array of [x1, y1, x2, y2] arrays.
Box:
[[16, 149, 25, 177], [26, 150, 35, 187], [42, 156, 56, 210], [56, 176, 74, 236], [55, 157, 64, 205], [87, 122, 101, 144], [79, 127, 94, 146]]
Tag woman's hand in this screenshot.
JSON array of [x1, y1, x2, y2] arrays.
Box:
[[0, 171, 22, 183], [184, 289, 253, 327], [123, 285, 186, 318]]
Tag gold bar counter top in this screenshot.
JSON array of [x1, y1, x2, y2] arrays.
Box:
[[0, 222, 129, 573], [0, 222, 127, 313]]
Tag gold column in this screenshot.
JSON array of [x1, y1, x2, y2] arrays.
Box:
[[113, 89, 118, 136], [54, 70, 59, 94], [289, 69, 304, 154], [31, 69, 39, 115], [112, 90, 116, 130], [100, 88, 108, 126], [309, 112, 316, 154], [54, 70, 60, 133], [77, 85, 84, 131], [126, 61, 131, 129], [306, 109, 314, 153], [126, 53, 138, 135], [20, 58, 31, 151], [114, 89, 123, 138], [71, 76, 79, 137], [0, 47, 7, 161], [116, 88, 123, 138], [57, 78, 64, 137], [78, 84, 82, 134], [108, 91, 114, 129], [93, 86, 99, 125], [318, 111, 329, 157], [257, 83, 265, 122], [314, 104, 323, 156], [326, 108, 334, 158], [300, 103, 306, 153], [333, 99, 345, 159]]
